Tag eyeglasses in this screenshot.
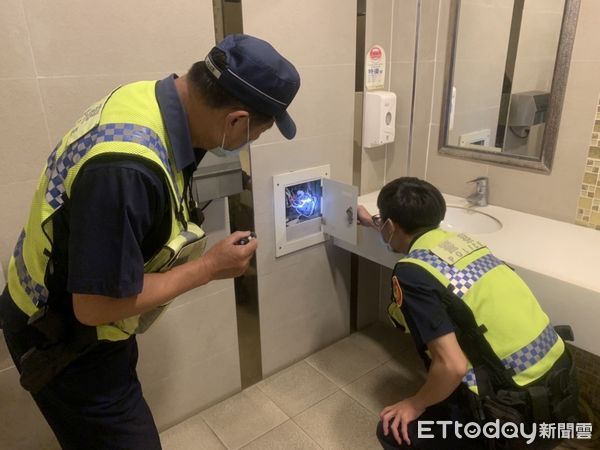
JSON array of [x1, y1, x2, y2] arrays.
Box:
[[372, 214, 384, 230]]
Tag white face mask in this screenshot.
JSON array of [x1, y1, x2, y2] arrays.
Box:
[[209, 117, 253, 158]]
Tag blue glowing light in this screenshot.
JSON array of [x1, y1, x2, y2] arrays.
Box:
[[291, 190, 317, 217]]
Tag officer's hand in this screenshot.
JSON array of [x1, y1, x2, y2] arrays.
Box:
[[357, 204, 376, 228], [380, 397, 425, 446], [201, 231, 257, 280]]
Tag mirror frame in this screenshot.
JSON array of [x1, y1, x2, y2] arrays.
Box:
[[439, 0, 580, 173]]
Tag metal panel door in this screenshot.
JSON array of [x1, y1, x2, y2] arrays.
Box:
[[322, 178, 358, 245]]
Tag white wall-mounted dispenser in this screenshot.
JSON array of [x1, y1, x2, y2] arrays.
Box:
[[362, 91, 396, 148], [273, 165, 358, 257]]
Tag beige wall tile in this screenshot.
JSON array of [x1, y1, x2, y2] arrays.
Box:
[[430, 59, 446, 126], [512, 58, 556, 93], [406, 60, 436, 178], [416, 0, 440, 62], [391, 0, 418, 63], [452, 59, 505, 113], [0, 0, 35, 78], [259, 243, 350, 376], [455, 1, 512, 63], [361, 145, 387, 194], [0, 79, 51, 184], [137, 284, 241, 428], [0, 366, 58, 450], [571, 0, 600, 62], [556, 61, 600, 144], [414, 61, 435, 127], [137, 287, 240, 390], [23, 0, 214, 77], [39, 73, 170, 145], [389, 61, 416, 128], [0, 180, 37, 274], [242, 0, 356, 67], [143, 347, 242, 431], [488, 137, 590, 221], [435, 0, 451, 63], [516, 8, 562, 60], [366, 0, 394, 80], [409, 121, 431, 178], [385, 124, 410, 181]]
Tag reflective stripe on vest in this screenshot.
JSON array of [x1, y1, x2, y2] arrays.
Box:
[[408, 249, 503, 298], [45, 122, 182, 210], [463, 323, 558, 387], [13, 230, 49, 307]]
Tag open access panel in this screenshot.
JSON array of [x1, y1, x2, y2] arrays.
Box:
[[273, 165, 358, 257]]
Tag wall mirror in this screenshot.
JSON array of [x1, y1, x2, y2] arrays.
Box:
[[439, 0, 580, 172]]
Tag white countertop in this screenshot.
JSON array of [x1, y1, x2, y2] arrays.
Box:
[[337, 190, 600, 295]]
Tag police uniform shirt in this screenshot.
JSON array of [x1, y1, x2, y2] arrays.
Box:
[[393, 231, 456, 368], [0, 74, 206, 329]]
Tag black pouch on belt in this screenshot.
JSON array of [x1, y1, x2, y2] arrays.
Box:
[[19, 306, 96, 394]]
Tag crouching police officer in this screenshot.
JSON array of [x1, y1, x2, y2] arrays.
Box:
[[358, 177, 579, 450], [0, 34, 300, 449]]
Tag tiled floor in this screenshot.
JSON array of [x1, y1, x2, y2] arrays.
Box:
[[159, 323, 425, 450], [159, 322, 582, 450]]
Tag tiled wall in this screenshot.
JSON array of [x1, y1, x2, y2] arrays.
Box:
[[0, 1, 245, 448], [242, 0, 355, 377], [358, 0, 419, 192], [576, 97, 600, 229]]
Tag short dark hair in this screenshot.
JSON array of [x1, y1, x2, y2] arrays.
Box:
[[377, 177, 446, 234], [188, 49, 273, 126]]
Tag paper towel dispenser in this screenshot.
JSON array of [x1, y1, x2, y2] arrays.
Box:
[[362, 91, 396, 148], [508, 91, 550, 127], [192, 160, 244, 204]]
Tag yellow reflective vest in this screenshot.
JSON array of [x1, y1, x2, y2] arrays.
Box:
[[7, 81, 206, 342], [388, 228, 564, 394]]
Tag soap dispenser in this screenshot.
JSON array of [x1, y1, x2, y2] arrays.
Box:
[[362, 91, 397, 148]]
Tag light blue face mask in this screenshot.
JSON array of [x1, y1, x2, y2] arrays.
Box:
[[379, 219, 398, 253], [209, 117, 253, 158]]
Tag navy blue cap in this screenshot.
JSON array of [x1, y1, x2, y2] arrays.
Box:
[[205, 34, 300, 139]]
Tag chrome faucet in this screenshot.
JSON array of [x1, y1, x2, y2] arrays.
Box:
[[466, 177, 488, 207]]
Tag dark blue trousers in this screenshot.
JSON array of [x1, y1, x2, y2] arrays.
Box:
[[3, 326, 161, 450]]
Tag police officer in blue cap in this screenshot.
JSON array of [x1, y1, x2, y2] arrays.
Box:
[[0, 34, 300, 449]]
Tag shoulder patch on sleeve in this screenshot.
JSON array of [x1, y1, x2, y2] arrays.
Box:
[[392, 276, 403, 307]]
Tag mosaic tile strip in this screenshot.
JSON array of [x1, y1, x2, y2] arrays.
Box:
[[576, 95, 600, 230]]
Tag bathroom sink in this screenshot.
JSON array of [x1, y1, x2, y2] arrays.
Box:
[[440, 206, 502, 234]]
